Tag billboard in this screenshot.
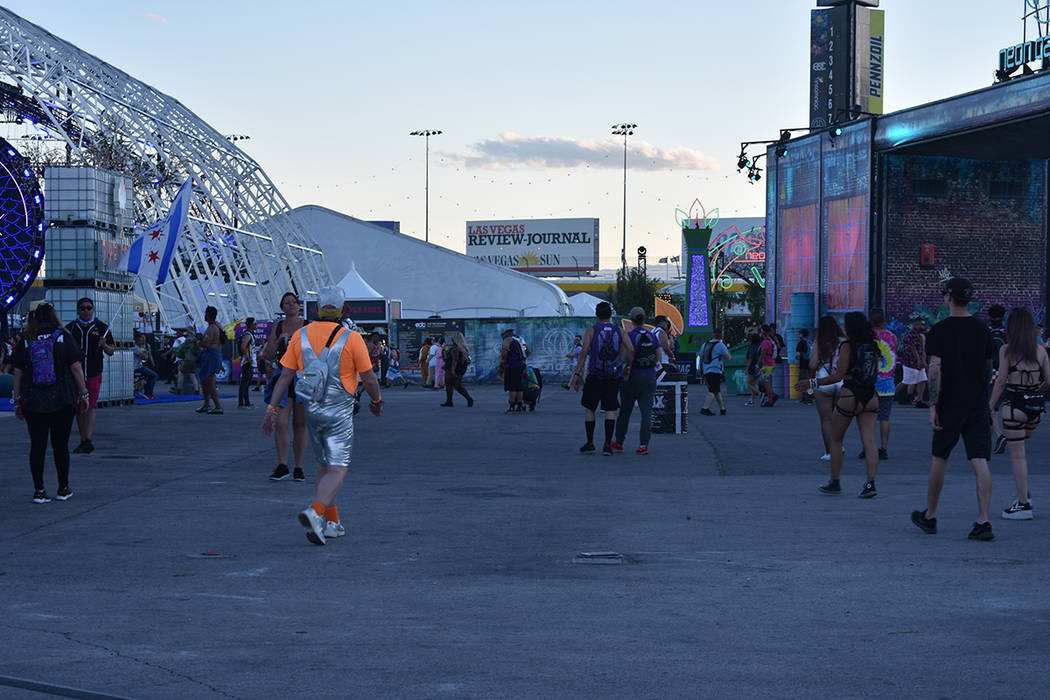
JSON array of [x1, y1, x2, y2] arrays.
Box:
[[466, 218, 599, 274], [809, 4, 884, 127], [856, 8, 884, 115]]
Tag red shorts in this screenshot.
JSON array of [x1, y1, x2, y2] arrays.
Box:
[[86, 374, 102, 408]]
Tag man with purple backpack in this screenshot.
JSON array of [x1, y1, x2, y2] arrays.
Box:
[[570, 302, 634, 455], [611, 307, 663, 455]]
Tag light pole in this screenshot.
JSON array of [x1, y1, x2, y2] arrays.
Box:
[[611, 123, 636, 271], [410, 129, 442, 242]]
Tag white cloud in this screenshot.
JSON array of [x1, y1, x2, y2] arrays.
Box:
[[141, 13, 171, 24], [440, 132, 719, 172]]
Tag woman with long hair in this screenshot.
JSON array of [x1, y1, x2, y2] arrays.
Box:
[[809, 315, 845, 461], [260, 292, 309, 481], [799, 311, 880, 497], [988, 307, 1050, 519], [11, 303, 90, 503], [440, 331, 474, 407]]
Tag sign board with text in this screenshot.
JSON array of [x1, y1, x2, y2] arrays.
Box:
[[465, 218, 599, 274]]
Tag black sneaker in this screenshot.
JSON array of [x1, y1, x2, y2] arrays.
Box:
[[878, 448, 888, 460], [700, 408, 715, 416], [914, 400, 930, 409], [81, 440, 94, 454], [858, 449, 866, 459], [818, 480, 842, 494], [968, 521, 995, 541], [195, 406, 212, 413], [719, 408, 726, 415], [858, 481, 877, 499], [72, 441, 89, 454], [602, 443, 614, 456], [911, 510, 937, 534], [32, 490, 51, 504], [994, 434, 1007, 455], [56, 486, 73, 501], [293, 467, 306, 482], [1002, 500, 1033, 520], [269, 464, 290, 481], [579, 443, 596, 454]]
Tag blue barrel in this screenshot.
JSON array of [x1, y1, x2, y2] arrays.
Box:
[[790, 292, 816, 330]]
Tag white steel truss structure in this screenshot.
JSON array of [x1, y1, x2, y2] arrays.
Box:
[[0, 8, 331, 328]]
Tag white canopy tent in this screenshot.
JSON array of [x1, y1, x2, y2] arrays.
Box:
[[567, 292, 607, 317], [278, 206, 572, 319], [336, 262, 384, 300]]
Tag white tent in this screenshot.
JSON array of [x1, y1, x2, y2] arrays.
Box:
[[567, 292, 606, 317], [279, 205, 572, 318], [336, 262, 384, 300]]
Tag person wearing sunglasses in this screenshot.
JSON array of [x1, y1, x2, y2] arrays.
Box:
[[65, 297, 115, 454]]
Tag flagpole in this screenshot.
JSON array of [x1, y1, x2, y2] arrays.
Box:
[[105, 274, 142, 339]]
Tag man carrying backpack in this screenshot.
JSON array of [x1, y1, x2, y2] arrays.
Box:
[[65, 296, 115, 454], [570, 302, 634, 455], [698, 328, 731, 416], [262, 286, 383, 546], [611, 307, 662, 454], [499, 328, 530, 412], [13, 303, 91, 503]]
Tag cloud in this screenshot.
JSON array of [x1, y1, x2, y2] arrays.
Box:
[[141, 13, 171, 24], [440, 132, 719, 172]]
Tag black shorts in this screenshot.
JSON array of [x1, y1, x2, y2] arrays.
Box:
[[504, 366, 525, 392], [704, 372, 723, 394], [581, 375, 621, 412], [932, 407, 991, 461]]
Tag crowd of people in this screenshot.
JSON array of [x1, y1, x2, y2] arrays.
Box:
[[8, 277, 1048, 545]]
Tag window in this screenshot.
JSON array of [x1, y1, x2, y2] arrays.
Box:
[[778, 204, 817, 313], [826, 195, 867, 313], [989, 179, 1024, 199]]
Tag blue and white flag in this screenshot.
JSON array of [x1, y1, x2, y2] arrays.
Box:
[[117, 178, 191, 284]]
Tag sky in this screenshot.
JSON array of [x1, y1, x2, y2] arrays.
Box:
[[1, 0, 1041, 267]]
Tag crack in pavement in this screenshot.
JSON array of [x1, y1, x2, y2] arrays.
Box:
[[688, 414, 728, 476], [0, 623, 238, 699]]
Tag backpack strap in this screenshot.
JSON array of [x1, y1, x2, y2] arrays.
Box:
[[299, 324, 343, 366]]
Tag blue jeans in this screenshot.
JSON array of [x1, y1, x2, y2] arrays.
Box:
[[135, 366, 158, 396], [615, 371, 657, 446]]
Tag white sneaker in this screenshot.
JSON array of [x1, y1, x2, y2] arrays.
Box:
[[297, 507, 326, 545], [820, 453, 831, 461], [323, 521, 346, 538]]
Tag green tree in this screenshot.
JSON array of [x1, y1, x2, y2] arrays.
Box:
[[607, 266, 661, 318]]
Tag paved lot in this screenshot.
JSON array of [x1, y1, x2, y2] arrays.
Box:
[[1, 383, 1048, 699]]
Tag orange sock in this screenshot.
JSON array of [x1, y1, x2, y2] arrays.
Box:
[[325, 505, 339, 524], [311, 501, 325, 517]]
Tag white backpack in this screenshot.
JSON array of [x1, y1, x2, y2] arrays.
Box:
[[295, 325, 347, 405]]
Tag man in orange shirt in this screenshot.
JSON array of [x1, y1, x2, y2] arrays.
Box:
[[262, 286, 383, 546]]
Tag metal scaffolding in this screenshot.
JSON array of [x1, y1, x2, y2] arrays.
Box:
[[0, 8, 332, 328]]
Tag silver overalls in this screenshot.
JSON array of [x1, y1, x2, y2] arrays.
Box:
[[301, 329, 356, 467]]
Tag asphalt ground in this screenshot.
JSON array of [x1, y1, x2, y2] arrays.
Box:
[[1, 382, 1048, 699]]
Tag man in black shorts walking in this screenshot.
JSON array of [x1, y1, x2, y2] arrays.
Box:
[[911, 278, 997, 541], [570, 302, 633, 455], [499, 328, 530, 412]]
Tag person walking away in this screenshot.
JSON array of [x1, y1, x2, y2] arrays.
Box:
[[653, 316, 678, 367], [441, 331, 474, 407], [177, 333, 202, 396], [988, 307, 1048, 520], [810, 315, 845, 461], [563, 335, 583, 389], [698, 328, 730, 416], [795, 329, 813, 405], [237, 318, 257, 408], [771, 322, 787, 364], [434, 336, 448, 389], [800, 311, 880, 497], [195, 306, 225, 414], [745, 332, 761, 406], [260, 292, 309, 482], [499, 328, 530, 412], [900, 317, 929, 408], [12, 303, 90, 503], [987, 305, 1009, 454], [379, 337, 391, 387], [132, 332, 159, 399], [612, 307, 661, 454], [262, 286, 383, 545], [65, 296, 115, 454], [758, 325, 779, 406], [910, 278, 997, 541], [863, 308, 897, 460], [418, 337, 432, 387], [571, 302, 634, 455]]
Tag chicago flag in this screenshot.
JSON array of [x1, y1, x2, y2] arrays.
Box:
[[117, 178, 192, 284]]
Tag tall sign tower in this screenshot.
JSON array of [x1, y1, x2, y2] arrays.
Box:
[[809, 0, 885, 128]]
